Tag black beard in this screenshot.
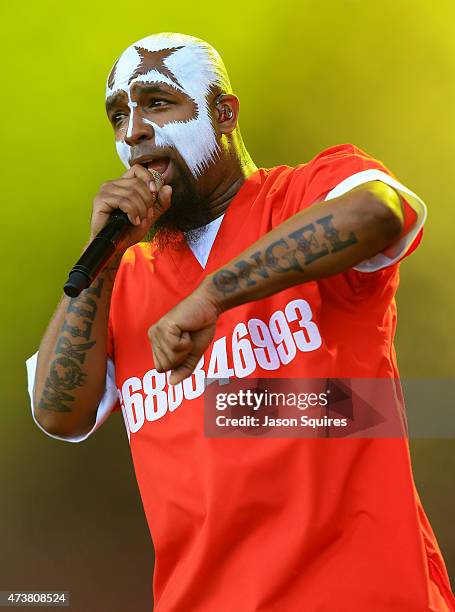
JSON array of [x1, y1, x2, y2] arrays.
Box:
[[145, 163, 213, 251]]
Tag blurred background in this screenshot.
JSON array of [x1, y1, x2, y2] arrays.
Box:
[[1, 0, 454, 609]]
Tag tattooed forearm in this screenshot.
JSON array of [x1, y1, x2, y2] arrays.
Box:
[[38, 273, 110, 413], [213, 213, 357, 296], [39, 357, 88, 412]]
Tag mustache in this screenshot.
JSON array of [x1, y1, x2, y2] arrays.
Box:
[[128, 144, 176, 165]]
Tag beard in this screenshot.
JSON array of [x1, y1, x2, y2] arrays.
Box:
[[143, 157, 214, 252]]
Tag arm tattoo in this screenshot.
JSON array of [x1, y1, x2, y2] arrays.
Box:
[[38, 275, 108, 413], [213, 213, 358, 295]]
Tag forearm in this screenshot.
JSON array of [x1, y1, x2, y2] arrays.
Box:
[[204, 181, 404, 312], [33, 248, 122, 437]]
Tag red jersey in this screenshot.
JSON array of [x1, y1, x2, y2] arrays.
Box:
[[27, 144, 454, 610]]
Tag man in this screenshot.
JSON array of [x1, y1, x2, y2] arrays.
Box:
[[27, 32, 454, 611]]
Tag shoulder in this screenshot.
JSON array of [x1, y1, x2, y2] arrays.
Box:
[[288, 143, 394, 202], [307, 143, 377, 164], [262, 144, 389, 190], [295, 143, 391, 179], [268, 144, 398, 226]]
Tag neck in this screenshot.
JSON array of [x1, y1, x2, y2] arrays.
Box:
[[202, 137, 258, 224]]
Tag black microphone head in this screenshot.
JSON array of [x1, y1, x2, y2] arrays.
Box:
[[64, 270, 90, 298], [63, 209, 129, 297]]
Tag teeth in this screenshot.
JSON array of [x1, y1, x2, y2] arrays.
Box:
[[148, 168, 163, 191]]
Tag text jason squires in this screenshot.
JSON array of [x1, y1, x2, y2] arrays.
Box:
[[214, 389, 348, 428]]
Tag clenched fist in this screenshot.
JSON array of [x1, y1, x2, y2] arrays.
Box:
[[91, 164, 172, 253], [148, 282, 222, 385]]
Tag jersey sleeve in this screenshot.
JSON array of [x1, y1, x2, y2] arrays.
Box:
[[280, 144, 426, 272], [25, 315, 120, 443]]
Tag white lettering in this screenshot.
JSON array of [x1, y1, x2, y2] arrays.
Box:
[[117, 298, 322, 435]]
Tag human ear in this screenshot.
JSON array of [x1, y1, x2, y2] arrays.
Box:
[[214, 94, 239, 133]]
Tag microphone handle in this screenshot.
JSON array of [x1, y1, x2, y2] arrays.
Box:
[[63, 210, 131, 298]]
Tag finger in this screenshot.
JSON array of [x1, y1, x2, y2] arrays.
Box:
[[122, 166, 165, 213], [152, 329, 192, 372], [151, 341, 170, 373], [155, 185, 173, 214], [102, 184, 149, 221], [99, 194, 144, 226], [169, 353, 202, 385], [157, 347, 191, 373], [123, 164, 163, 195], [168, 325, 215, 383], [122, 164, 155, 183], [115, 177, 155, 208], [149, 325, 171, 372], [99, 191, 147, 226]]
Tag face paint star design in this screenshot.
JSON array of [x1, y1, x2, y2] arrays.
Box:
[[105, 33, 232, 179], [128, 46, 184, 87]]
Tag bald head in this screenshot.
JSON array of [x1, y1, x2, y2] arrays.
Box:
[[106, 32, 232, 100]]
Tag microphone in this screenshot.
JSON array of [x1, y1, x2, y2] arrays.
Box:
[[63, 210, 131, 298], [63, 168, 163, 298]]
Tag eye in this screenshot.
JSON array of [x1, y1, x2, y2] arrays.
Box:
[[111, 112, 128, 127], [147, 98, 170, 109]]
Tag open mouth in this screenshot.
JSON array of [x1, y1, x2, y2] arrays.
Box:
[[143, 157, 170, 175], [131, 154, 173, 184]]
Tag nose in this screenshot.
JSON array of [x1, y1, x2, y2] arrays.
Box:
[[124, 108, 155, 147]]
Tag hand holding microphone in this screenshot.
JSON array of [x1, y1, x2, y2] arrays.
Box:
[[63, 165, 172, 297]]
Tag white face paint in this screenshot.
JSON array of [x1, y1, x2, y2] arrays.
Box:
[[107, 33, 230, 179]]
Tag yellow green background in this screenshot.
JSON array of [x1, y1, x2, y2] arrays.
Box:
[[1, 0, 454, 609]]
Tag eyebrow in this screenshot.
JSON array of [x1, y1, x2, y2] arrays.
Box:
[[105, 92, 127, 113], [133, 83, 180, 97]]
